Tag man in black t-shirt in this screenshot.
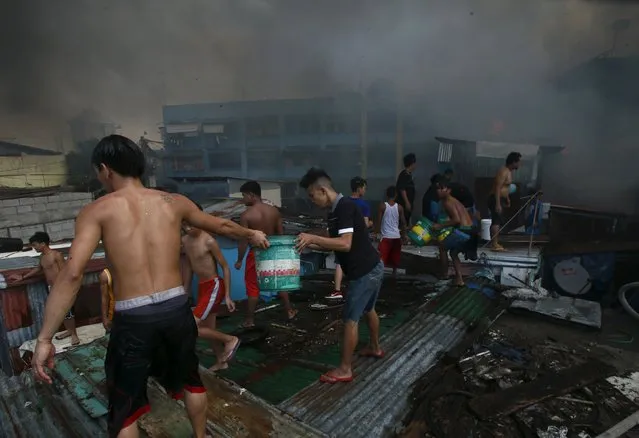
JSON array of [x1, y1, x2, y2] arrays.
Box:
[[296, 168, 384, 384], [396, 153, 416, 226]]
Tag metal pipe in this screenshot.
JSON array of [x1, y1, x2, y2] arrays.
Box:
[[481, 191, 542, 249], [528, 198, 539, 256]]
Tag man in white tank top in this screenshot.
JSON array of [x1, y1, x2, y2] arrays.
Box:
[[375, 186, 407, 275]]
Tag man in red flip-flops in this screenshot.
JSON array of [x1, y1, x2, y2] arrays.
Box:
[[296, 168, 385, 384]]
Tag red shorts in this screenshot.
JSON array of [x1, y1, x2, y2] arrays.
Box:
[[193, 277, 225, 320], [245, 250, 260, 298], [378, 238, 402, 268]]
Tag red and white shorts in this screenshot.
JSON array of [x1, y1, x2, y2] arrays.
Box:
[[244, 250, 260, 298], [378, 238, 402, 268], [192, 277, 225, 320]]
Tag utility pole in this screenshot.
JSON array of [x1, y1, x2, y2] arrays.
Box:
[[395, 102, 404, 176]]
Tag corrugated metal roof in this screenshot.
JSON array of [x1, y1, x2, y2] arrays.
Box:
[[1, 336, 327, 438], [279, 285, 500, 437], [0, 370, 107, 438]]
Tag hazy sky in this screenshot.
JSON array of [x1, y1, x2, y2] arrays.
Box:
[[1, 0, 638, 147]]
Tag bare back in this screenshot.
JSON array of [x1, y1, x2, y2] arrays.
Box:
[[182, 232, 218, 279], [92, 188, 185, 301], [40, 250, 64, 286], [444, 197, 473, 228], [241, 203, 282, 237]]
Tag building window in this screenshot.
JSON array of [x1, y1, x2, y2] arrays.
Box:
[[208, 151, 242, 171], [247, 116, 279, 138], [325, 115, 358, 134], [285, 115, 320, 135], [167, 155, 205, 172]]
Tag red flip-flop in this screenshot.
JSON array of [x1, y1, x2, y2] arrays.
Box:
[[359, 350, 385, 359], [319, 373, 354, 384]]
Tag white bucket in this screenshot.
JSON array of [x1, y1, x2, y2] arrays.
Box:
[[480, 219, 492, 241]]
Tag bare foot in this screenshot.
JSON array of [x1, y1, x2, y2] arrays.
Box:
[[358, 346, 384, 358], [287, 309, 298, 321], [491, 244, 507, 252], [222, 337, 240, 362], [71, 335, 80, 346], [210, 362, 229, 372], [55, 331, 72, 340], [240, 320, 255, 329]]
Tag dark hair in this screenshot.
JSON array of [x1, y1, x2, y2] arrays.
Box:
[[299, 167, 332, 189], [506, 152, 522, 165], [91, 135, 145, 178], [240, 180, 261, 197], [403, 153, 416, 168], [29, 231, 50, 245], [443, 168, 454, 176], [386, 186, 397, 199], [430, 173, 442, 185], [350, 176, 367, 192], [435, 179, 450, 190]]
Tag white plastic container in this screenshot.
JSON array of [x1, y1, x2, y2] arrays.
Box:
[[480, 219, 492, 241]]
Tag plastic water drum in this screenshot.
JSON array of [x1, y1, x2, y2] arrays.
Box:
[[480, 219, 492, 241], [437, 228, 471, 250], [254, 236, 301, 291], [408, 218, 435, 246]]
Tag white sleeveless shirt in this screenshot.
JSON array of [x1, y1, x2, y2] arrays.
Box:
[[380, 202, 401, 239]]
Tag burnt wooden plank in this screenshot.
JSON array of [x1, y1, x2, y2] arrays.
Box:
[[468, 359, 616, 420]]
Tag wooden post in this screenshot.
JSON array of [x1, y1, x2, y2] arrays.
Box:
[[395, 107, 404, 176], [360, 103, 368, 178]]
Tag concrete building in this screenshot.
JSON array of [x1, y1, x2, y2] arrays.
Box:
[[0, 141, 66, 189], [161, 92, 433, 198]]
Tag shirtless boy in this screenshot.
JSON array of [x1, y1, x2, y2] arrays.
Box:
[[10, 232, 80, 345], [236, 181, 297, 328], [32, 135, 268, 438], [488, 152, 521, 251], [432, 179, 476, 287], [181, 219, 241, 372]]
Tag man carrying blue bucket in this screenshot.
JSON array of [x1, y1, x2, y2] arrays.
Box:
[[296, 168, 384, 384], [431, 179, 478, 287]]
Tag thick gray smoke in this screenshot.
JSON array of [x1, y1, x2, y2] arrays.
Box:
[[1, 0, 639, 211]]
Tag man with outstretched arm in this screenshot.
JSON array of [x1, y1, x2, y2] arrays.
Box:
[[296, 168, 384, 384], [31, 135, 268, 438]]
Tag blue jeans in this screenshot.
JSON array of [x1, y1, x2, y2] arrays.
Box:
[[343, 261, 384, 322]]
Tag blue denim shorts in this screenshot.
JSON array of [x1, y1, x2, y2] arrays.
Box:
[[343, 261, 384, 322]]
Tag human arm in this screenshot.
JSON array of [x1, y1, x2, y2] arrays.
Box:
[[493, 170, 508, 213], [397, 172, 412, 211], [235, 213, 250, 269], [296, 202, 355, 252], [11, 265, 42, 283], [375, 203, 385, 236], [99, 271, 110, 328], [398, 205, 408, 237], [34, 206, 101, 383], [432, 201, 460, 230], [178, 195, 268, 248], [207, 238, 235, 312]]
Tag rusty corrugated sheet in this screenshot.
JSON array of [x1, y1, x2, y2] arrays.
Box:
[[279, 286, 500, 437], [0, 370, 107, 438]]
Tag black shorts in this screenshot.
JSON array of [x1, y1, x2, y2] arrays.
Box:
[[487, 194, 506, 226], [105, 294, 204, 437]]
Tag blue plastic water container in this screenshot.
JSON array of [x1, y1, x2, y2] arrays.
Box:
[[189, 236, 326, 303]]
